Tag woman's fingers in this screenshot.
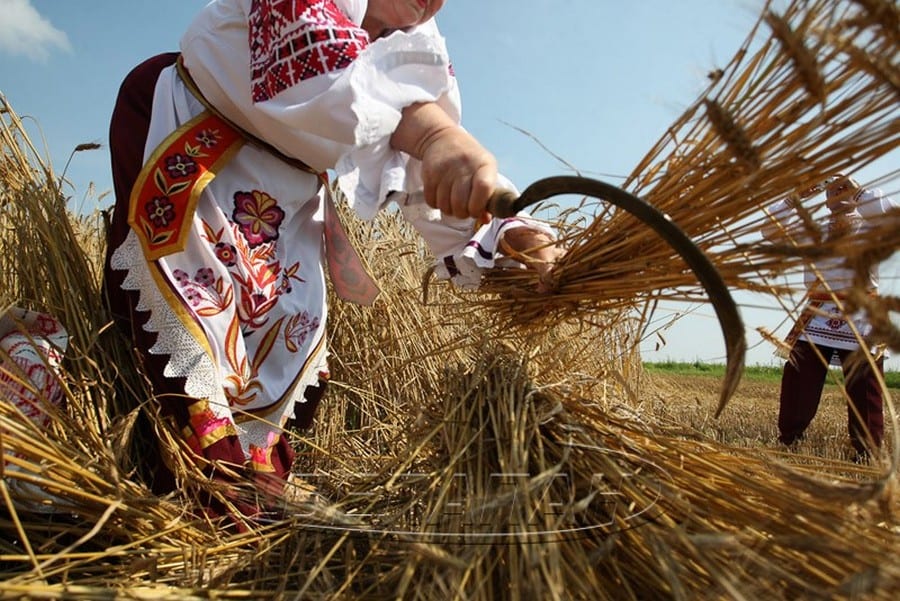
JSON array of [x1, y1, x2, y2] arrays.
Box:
[[467, 164, 496, 218], [499, 227, 566, 291], [420, 127, 497, 219]]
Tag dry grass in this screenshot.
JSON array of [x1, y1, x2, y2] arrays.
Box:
[[1, 0, 900, 598]]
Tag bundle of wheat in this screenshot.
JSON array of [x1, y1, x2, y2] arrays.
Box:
[[474, 0, 899, 357]]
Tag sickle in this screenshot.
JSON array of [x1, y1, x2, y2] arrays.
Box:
[[489, 175, 745, 415]]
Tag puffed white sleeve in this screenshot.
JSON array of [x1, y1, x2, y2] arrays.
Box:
[[761, 198, 801, 242], [180, 2, 457, 217], [857, 188, 900, 218], [395, 175, 557, 289]]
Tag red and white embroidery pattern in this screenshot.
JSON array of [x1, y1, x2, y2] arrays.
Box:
[[249, 0, 369, 102], [0, 336, 63, 424], [0, 311, 67, 447]]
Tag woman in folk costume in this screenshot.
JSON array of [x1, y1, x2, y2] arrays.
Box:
[[103, 0, 560, 522], [762, 173, 897, 462]]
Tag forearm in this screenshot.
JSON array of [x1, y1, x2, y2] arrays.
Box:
[[389, 102, 498, 220], [390, 101, 457, 159], [761, 199, 799, 241]]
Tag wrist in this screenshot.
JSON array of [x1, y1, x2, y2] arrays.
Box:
[[391, 102, 458, 159]]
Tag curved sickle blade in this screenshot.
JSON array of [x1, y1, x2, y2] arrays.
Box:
[[490, 175, 745, 414]]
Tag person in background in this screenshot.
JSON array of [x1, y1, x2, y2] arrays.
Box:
[[762, 173, 897, 463], [0, 307, 69, 512], [103, 0, 562, 526]]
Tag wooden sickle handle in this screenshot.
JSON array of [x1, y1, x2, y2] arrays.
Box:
[[486, 189, 521, 218]]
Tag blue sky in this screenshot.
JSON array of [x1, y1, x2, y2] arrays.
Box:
[[1, 0, 897, 370]]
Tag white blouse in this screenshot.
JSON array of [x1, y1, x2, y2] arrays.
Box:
[[179, 0, 550, 288], [180, 0, 458, 216]]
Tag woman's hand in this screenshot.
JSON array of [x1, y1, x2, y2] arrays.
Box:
[[418, 126, 498, 219], [391, 102, 564, 289], [499, 226, 565, 292], [391, 102, 498, 219]]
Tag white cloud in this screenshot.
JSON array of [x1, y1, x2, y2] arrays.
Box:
[[0, 0, 71, 62]]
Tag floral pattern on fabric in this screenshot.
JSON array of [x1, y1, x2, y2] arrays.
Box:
[[177, 210, 315, 412], [284, 311, 320, 352], [232, 190, 286, 247], [143, 131, 223, 237], [163, 198, 323, 470], [249, 0, 369, 101], [129, 115, 242, 260], [165, 153, 198, 179], [146, 196, 176, 228]]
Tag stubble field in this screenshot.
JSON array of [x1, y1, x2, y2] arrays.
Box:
[[643, 371, 898, 465]]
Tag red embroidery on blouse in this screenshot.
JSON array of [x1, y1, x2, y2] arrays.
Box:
[[249, 0, 369, 102]]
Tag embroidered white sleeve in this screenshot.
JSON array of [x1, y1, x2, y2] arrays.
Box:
[[396, 180, 556, 290], [181, 2, 457, 218]]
